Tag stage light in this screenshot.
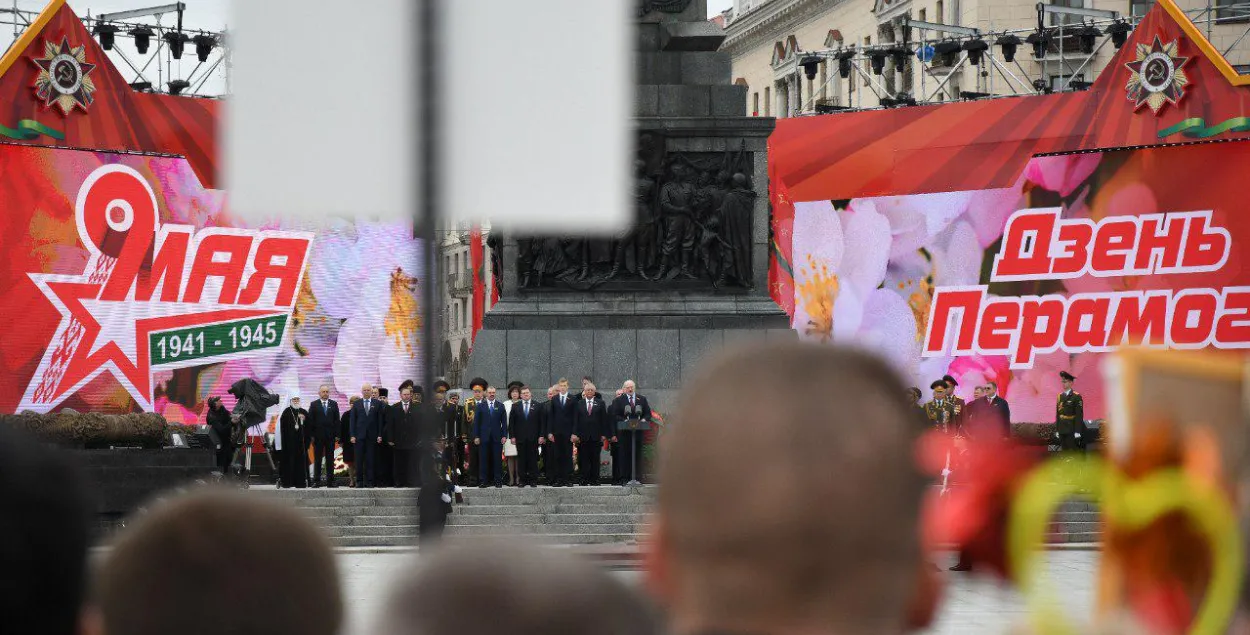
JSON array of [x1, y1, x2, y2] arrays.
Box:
[[880, 92, 917, 108], [130, 26, 154, 54], [1105, 20, 1131, 49], [167, 79, 191, 96], [800, 56, 821, 82], [1032, 78, 1052, 94], [92, 23, 119, 51], [129, 80, 153, 92], [960, 91, 992, 99], [164, 31, 189, 60], [1026, 30, 1050, 59], [1077, 24, 1101, 55], [815, 103, 852, 114], [1069, 80, 1093, 90], [996, 34, 1021, 63], [193, 34, 217, 63], [890, 46, 911, 70], [869, 50, 887, 75], [962, 38, 989, 66], [836, 49, 856, 79], [934, 40, 962, 67]]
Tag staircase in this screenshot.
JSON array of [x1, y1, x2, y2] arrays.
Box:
[[252, 485, 654, 548], [254, 486, 1095, 548]]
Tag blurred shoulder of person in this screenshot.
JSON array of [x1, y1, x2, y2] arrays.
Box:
[[374, 540, 660, 635], [649, 341, 932, 635], [95, 489, 341, 635], [0, 425, 93, 635]]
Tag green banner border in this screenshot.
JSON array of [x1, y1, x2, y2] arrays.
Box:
[[0, 119, 64, 141]]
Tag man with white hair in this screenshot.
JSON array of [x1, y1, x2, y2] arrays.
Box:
[[611, 380, 652, 486], [307, 384, 341, 488], [572, 382, 608, 486], [350, 383, 384, 487]]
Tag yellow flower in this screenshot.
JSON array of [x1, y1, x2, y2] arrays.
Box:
[[384, 267, 421, 357], [797, 255, 838, 343], [907, 277, 934, 343]]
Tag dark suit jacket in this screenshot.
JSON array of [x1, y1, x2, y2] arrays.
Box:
[[350, 397, 384, 440], [508, 399, 544, 442], [610, 393, 652, 436], [473, 400, 508, 442], [988, 396, 1011, 438], [206, 406, 233, 449], [546, 392, 578, 436], [573, 394, 609, 440], [307, 398, 340, 442], [385, 401, 422, 449]]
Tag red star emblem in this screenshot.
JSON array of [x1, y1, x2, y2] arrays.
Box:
[[1124, 36, 1190, 115]]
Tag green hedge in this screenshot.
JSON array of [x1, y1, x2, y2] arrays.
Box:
[[1, 411, 170, 449]]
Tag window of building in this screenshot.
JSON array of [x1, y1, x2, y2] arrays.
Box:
[[1129, 0, 1152, 18], [1049, 73, 1086, 91], [1049, 0, 1086, 26], [935, 0, 944, 23], [753, 91, 760, 115], [1217, 0, 1250, 22], [765, 86, 771, 115], [919, 7, 927, 21], [453, 302, 461, 331]]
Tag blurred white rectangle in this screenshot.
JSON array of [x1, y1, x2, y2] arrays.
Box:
[[225, 0, 417, 223], [443, 1, 632, 234]]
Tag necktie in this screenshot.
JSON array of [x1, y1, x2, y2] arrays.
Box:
[[323, 400, 328, 412], [587, 400, 592, 415], [404, 403, 409, 414], [630, 395, 635, 408], [365, 400, 369, 414], [524, 402, 529, 417]]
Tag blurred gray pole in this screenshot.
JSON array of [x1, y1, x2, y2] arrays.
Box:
[[416, 0, 441, 530]]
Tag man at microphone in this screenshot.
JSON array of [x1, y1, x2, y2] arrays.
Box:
[[610, 380, 652, 486]]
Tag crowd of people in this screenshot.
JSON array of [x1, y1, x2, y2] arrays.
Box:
[[213, 375, 658, 492], [8, 341, 1132, 635]]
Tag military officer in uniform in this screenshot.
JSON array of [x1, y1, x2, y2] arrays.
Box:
[[923, 380, 960, 433], [1055, 371, 1084, 451], [942, 375, 965, 430], [462, 377, 488, 486]]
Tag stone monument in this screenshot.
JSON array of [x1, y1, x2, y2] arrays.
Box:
[[465, 0, 790, 413]]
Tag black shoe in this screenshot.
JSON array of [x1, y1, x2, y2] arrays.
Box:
[[495, 484, 503, 488], [949, 563, 972, 572], [478, 484, 488, 489], [311, 482, 320, 488]]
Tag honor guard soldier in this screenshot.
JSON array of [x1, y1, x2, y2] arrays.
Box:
[[923, 380, 959, 433], [942, 374, 965, 429], [1055, 371, 1084, 451], [463, 377, 488, 486]]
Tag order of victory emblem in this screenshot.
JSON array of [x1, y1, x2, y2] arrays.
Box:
[[32, 36, 97, 116], [1125, 35, 1190, 115]]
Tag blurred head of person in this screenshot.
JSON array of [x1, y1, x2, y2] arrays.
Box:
[[508, 386, 522, 401], [348, 395, 361, 407], [907, 387, 921, 405], [318, 384, 331, 400], [207, 395, 224, 411], [557, 378, 570, 395], [582, 383, 596, 400], [985, 382, 998, 399], [930, 380, 947, 401], [361, 383, 372, 399], [401, 386, 413, 405], [449, 392, 460, 405], [95, 490, 341, 635], [374, 540, 659, 635], [0, 426, 92, 635], [547, 386, 558, 399], [470, 377, 488, 400], [289, 396, 301, 410], [486, 387, 497, 402], [973, 386, 985, 400], [649, 342, 930, 635]]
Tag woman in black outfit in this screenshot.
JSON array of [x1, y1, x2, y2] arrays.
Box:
[[206, 396, 234, 475]]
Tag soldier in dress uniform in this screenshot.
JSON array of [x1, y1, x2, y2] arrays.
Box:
[[942, 375, 965, 430], [1055, 371, 1085, 451], [923, 380, 960, 433], [463, 377, 488, 486]]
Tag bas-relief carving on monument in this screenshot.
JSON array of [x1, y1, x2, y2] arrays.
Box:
[[516, 136, 757, 292]]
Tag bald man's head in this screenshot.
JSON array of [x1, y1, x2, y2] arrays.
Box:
[[651, 342, 927, 635]]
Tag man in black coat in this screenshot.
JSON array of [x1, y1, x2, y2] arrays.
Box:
[[277, 397, 309, 489], [984, 381, 1012, 439], [306, 384, 340, 488], [572, 382, 609, 486], [544, 378, 578, 487], [349, 384, 384, 487], [508, 385, 544, 487], [610, 380, 652, 485], [386, 385, 422, 487], [206, 396, 234, 476]]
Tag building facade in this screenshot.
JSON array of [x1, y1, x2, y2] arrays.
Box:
[[723, 0, 1250, 114], [435, 222, 496, 388]]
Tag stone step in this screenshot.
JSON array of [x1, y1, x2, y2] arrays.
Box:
[[298, 506, 419, 518], [283, 497, 420, 508], [305, 515, 418, 527], [1046, 522, 1101, 535], [446, 523, 639, 536], [446, 513, 642, 526], [325, 524, 421, 538], [330, 535, 420, 548], [454, 503, 649, 516]]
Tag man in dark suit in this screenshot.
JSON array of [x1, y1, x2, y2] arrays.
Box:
[[573, 382, 608, 486], [508, 385, 544, 487], [610, 380, 652, 486], [473, 385, 508, 488], [544, 378, 577, 487], [984, 381, 1011, 439], [349, 384, 384, 487], [386, 385, 422, 487], [306, 384, 340, 488]]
